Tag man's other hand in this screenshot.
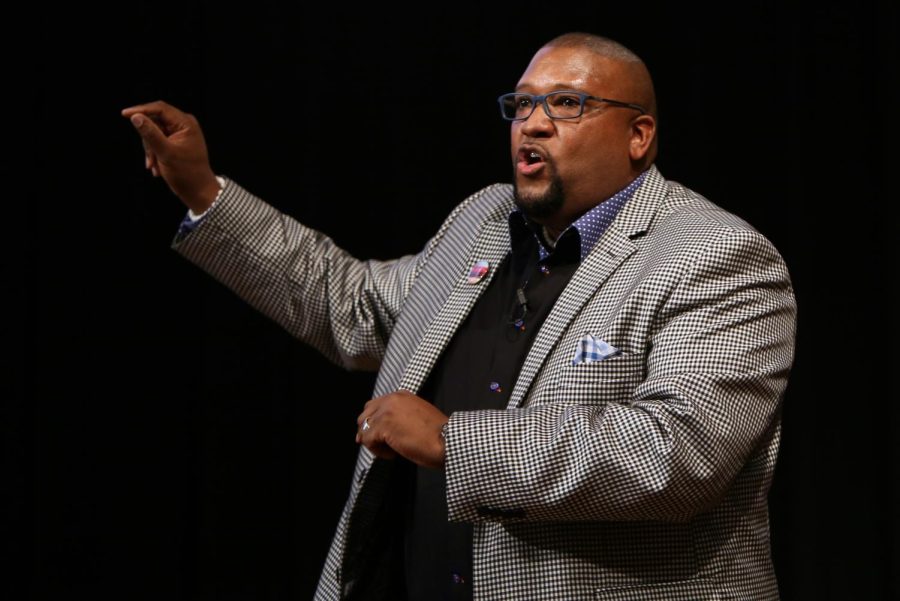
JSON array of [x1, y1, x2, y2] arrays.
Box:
[[356, 390, 448, 470]]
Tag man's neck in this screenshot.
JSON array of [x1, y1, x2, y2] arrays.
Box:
[[542, 224, 563, 244]]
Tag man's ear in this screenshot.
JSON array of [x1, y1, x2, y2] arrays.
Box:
[[629, 114, 656, 162]]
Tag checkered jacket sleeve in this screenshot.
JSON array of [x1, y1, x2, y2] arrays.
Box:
[[171, 176, 464, 371], [445, 222, 796, 523]]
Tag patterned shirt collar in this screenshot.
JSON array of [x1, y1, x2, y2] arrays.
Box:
[[510, 170, 647, 262]]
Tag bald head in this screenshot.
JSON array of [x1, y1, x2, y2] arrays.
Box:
[[543, 33, 657, 122], [544, 33, 643, 63]]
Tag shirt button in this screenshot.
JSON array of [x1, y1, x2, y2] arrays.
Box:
[[489, 381, 503, 393], [539, 264, 551, 276]]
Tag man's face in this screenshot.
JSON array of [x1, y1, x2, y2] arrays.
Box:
[[510, 46, 641, 229]]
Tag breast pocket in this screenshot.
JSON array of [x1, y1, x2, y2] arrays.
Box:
[[554, 351, 646, 406]]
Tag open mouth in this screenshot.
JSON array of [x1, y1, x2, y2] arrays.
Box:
[[519, 148, 545, 165], [517, 147, 547, 175]]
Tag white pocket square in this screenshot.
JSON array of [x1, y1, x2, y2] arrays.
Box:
[[571, 334, 621, 365]]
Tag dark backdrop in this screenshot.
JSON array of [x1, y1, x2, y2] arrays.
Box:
[[12, 2, 898, 599]]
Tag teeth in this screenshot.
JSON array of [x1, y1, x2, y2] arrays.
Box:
[[530, 152, 540, 159]]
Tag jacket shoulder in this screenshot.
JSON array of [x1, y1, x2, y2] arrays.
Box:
[[659, 180, 759, 234]]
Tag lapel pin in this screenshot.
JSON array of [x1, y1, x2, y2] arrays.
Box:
[[467, 260, 490, 284]]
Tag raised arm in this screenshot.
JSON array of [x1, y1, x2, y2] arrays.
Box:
[[122, 101, 425, 370]]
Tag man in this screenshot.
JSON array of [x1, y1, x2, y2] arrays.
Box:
[[123, 32, 796, 601]]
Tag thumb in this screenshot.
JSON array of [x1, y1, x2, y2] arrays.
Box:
[[130, 114, 168, 155]]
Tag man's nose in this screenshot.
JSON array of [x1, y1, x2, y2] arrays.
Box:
[[518, 102, 555, 137]]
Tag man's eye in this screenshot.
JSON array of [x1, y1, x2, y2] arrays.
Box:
[[551, 94, 581, 108], [517, 97, 534, 108]]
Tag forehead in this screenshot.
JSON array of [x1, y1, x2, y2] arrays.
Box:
[[516, 46, 619, 93]]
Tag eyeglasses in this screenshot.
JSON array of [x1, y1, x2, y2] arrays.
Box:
[[497, 91, 646, 121]]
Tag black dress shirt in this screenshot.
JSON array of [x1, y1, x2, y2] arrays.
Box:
[[405, 216, 579, 600]]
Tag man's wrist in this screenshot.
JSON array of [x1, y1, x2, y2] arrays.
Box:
[[183, 174, 223, 216], [187, 176, 225, 221]]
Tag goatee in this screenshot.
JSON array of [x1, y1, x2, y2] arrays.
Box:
[[513, 173, 565, 222]]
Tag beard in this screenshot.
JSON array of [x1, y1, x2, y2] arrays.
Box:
[[512, 171, 565, 222]]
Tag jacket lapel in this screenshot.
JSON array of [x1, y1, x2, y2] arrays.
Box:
[[506, 166, 668, 408], [399, 216, 511, 393]]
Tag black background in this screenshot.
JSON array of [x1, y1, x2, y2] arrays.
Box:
[[12, 1, 898, 599]]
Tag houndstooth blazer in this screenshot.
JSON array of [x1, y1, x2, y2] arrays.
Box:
[[174, 165, 796, 600]]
